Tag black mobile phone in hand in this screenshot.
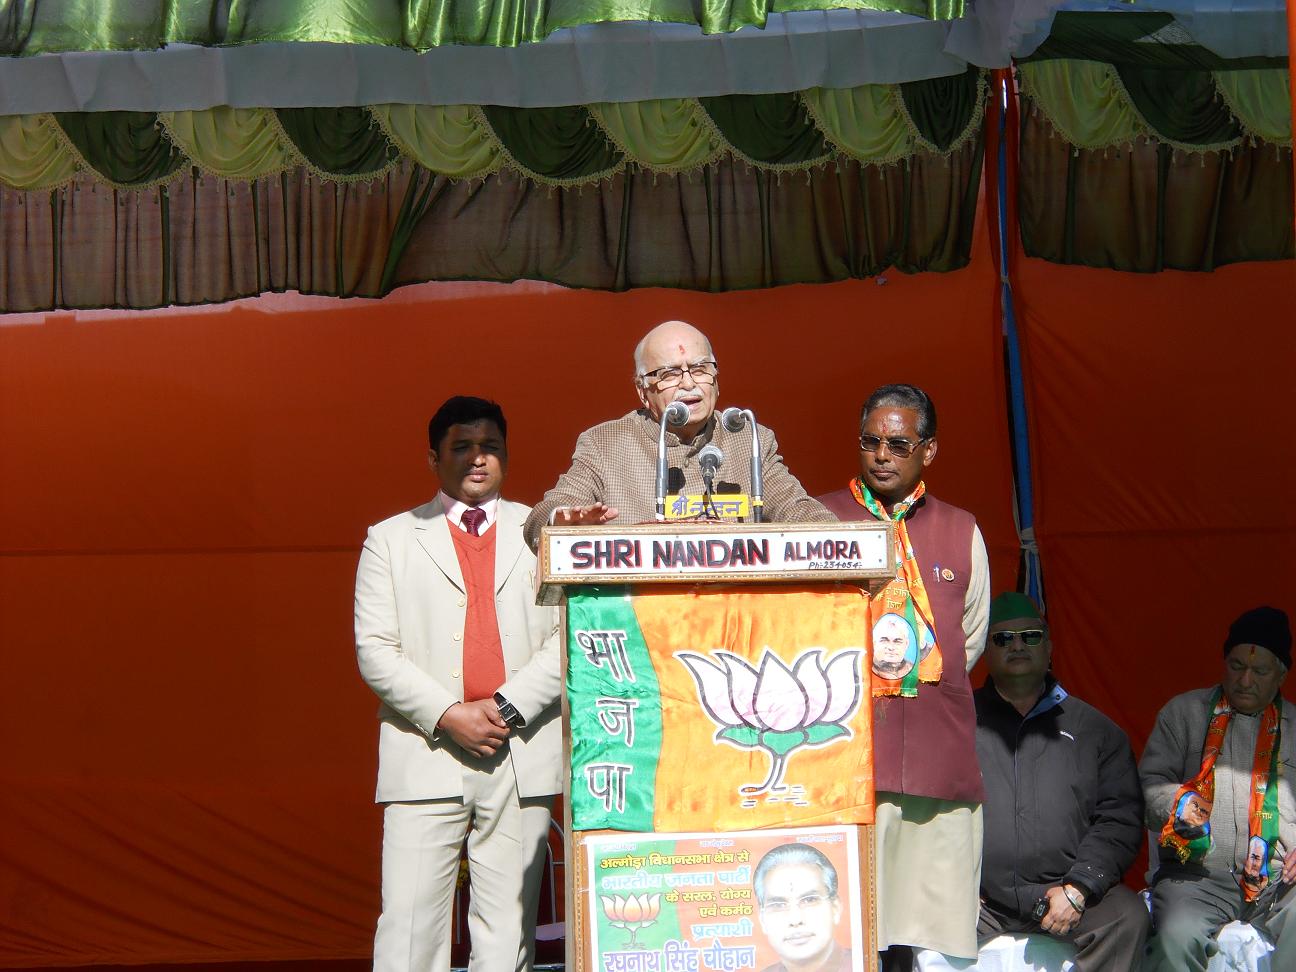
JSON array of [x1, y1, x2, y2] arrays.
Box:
[[1031, 898, 1049, 923]]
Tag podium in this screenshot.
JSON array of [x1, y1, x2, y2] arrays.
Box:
[[538, 520, 895, 972]]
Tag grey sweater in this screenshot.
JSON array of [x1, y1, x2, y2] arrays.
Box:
[[1140, 687, 1296, 877]]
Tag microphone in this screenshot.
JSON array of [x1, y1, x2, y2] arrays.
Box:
[[698, 444, 723, 496], [664, 401, 690, 427], [720, 405, 764, 522], [656, 401, 691, 520], [721, 407, 746, 433]]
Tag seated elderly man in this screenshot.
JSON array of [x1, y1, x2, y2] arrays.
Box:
[[1141, 606, 1296, 971], [975, 593, 1147, 971], [522, 319, 832, 549]]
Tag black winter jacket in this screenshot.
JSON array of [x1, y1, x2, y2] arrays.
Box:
[[974, 677, 1143, 918]]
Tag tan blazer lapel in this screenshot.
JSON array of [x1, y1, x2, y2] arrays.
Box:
[[412, 497, 465, 593], [494, 500, 526, 595]]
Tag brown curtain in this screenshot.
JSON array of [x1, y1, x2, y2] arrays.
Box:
[[1018, 100, 1294, 272], [1, 147, 981, 312]]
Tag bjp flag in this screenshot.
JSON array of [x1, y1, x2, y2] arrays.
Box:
[[567, 583, 874, 832]]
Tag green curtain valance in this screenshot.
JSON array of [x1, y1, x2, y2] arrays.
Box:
[[0, 0, 964, 56], [0, 72, 985, 191], [1017, 60, 1291, 154]]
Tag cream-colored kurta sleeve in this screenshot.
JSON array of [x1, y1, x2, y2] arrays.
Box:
[[963, 524, 990, 671]]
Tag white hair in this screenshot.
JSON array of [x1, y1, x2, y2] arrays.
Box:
[[633, 320, 715, 380]]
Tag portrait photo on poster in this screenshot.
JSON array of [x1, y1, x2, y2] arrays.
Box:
[[585, 826, 865, 972]]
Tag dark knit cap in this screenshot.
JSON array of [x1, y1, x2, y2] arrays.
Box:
[[1223, 606, 1292, 670]]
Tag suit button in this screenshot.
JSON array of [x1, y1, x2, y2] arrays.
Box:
[[458, 597, 466, 607], [451, 670, 461, 678], [453, 632, 462, 641]]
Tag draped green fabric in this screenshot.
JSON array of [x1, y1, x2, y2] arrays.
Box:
[[480, 105, 624, 183], [801, 86, 913, 163], [1018, 75, 1294, 272], [370, 105, 503, 179], [1, 81, 988, 190], [698, 93, 830, 167], [1020, 11, 1285, 71], [0, 114, 79, 189], [54, 111, 184, 187], [588, 100, 722, 172], [274, 108, 399, 177], [1016, 61, 1142, 149], [1116, 67, 1241, 151], [777, 0, 961, 19], [1017, 60, 1291, 151], [900, 66, 981, 151], [160, 108, 298, 179], [1214, 70, 1292, 146], [0, 0, 964, 55]]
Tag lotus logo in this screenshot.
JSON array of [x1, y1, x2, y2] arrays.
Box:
[[676, 647, 863, 796], [599, 892, 661, 948]]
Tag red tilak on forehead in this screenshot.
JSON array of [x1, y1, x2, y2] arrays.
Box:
[[677, 343, 685, 354]]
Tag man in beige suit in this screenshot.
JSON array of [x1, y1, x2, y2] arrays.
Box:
[[355, 396, 561, 972], [522, 319, 832, 549]]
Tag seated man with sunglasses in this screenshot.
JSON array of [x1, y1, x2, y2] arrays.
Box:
[[522, 319, 832, 549], [817, 383, 990, 970], [975, 592, 1148, 971]]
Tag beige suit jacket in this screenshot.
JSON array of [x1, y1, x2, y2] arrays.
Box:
[[523, 409, 834, 550], [355, 496, 562, 803]]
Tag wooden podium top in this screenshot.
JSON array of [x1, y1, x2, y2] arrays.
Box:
[[538, 519, 894, 588]]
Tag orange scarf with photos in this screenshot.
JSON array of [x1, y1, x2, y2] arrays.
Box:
[[1158, 688, 1282, 902], [850, 478, 943, 698]]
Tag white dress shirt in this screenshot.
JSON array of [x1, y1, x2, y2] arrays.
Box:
[[438, 493, 499, 533]]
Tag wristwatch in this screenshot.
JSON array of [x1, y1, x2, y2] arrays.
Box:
[[494, 692, 526, 728]]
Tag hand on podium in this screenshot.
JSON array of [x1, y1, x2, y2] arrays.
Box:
[[554, 503, 620, 527]]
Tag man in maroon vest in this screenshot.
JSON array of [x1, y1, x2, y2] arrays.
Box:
[[818, 383, 989, 971]]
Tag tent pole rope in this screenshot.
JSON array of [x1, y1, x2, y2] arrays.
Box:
[[990, 66, 1044, 609]]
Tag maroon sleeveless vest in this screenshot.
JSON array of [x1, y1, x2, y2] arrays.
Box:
[[819, 487, 985, 803]]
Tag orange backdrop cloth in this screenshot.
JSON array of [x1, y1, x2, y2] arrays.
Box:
[[0, 232, 1015, 966], [1010, 255, 1296, 754]]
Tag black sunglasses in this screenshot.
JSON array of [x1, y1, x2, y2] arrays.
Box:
[[990, 629, 1046, 648]]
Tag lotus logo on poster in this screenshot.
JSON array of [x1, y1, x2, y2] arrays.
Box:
[[599, 892, 662, 949], [676, 647, 863, 799]]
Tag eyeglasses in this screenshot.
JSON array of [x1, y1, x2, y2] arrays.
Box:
[[640, 360, 718, 389], [859, 434, 928, 459], [761, 893, 830, 914], [990, 629, 1046, 648]]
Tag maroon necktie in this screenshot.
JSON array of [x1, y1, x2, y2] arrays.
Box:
[[461, 508, 486, 536]]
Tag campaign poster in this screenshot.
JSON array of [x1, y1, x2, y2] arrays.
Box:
[[583, 826, 865, 972]]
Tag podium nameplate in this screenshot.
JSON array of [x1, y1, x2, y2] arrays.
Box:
[[539, 520, 893, 586]]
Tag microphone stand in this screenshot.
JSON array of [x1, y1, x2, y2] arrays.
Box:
[[720, 407, 764, 523], [698, 444, 723, 520], [655, 401, 689, 521], [743, 408, 763, 523]]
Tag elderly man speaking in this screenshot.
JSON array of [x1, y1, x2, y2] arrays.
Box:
[[1142, 606, 1296, 971], [522, 320, 832, 548]]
